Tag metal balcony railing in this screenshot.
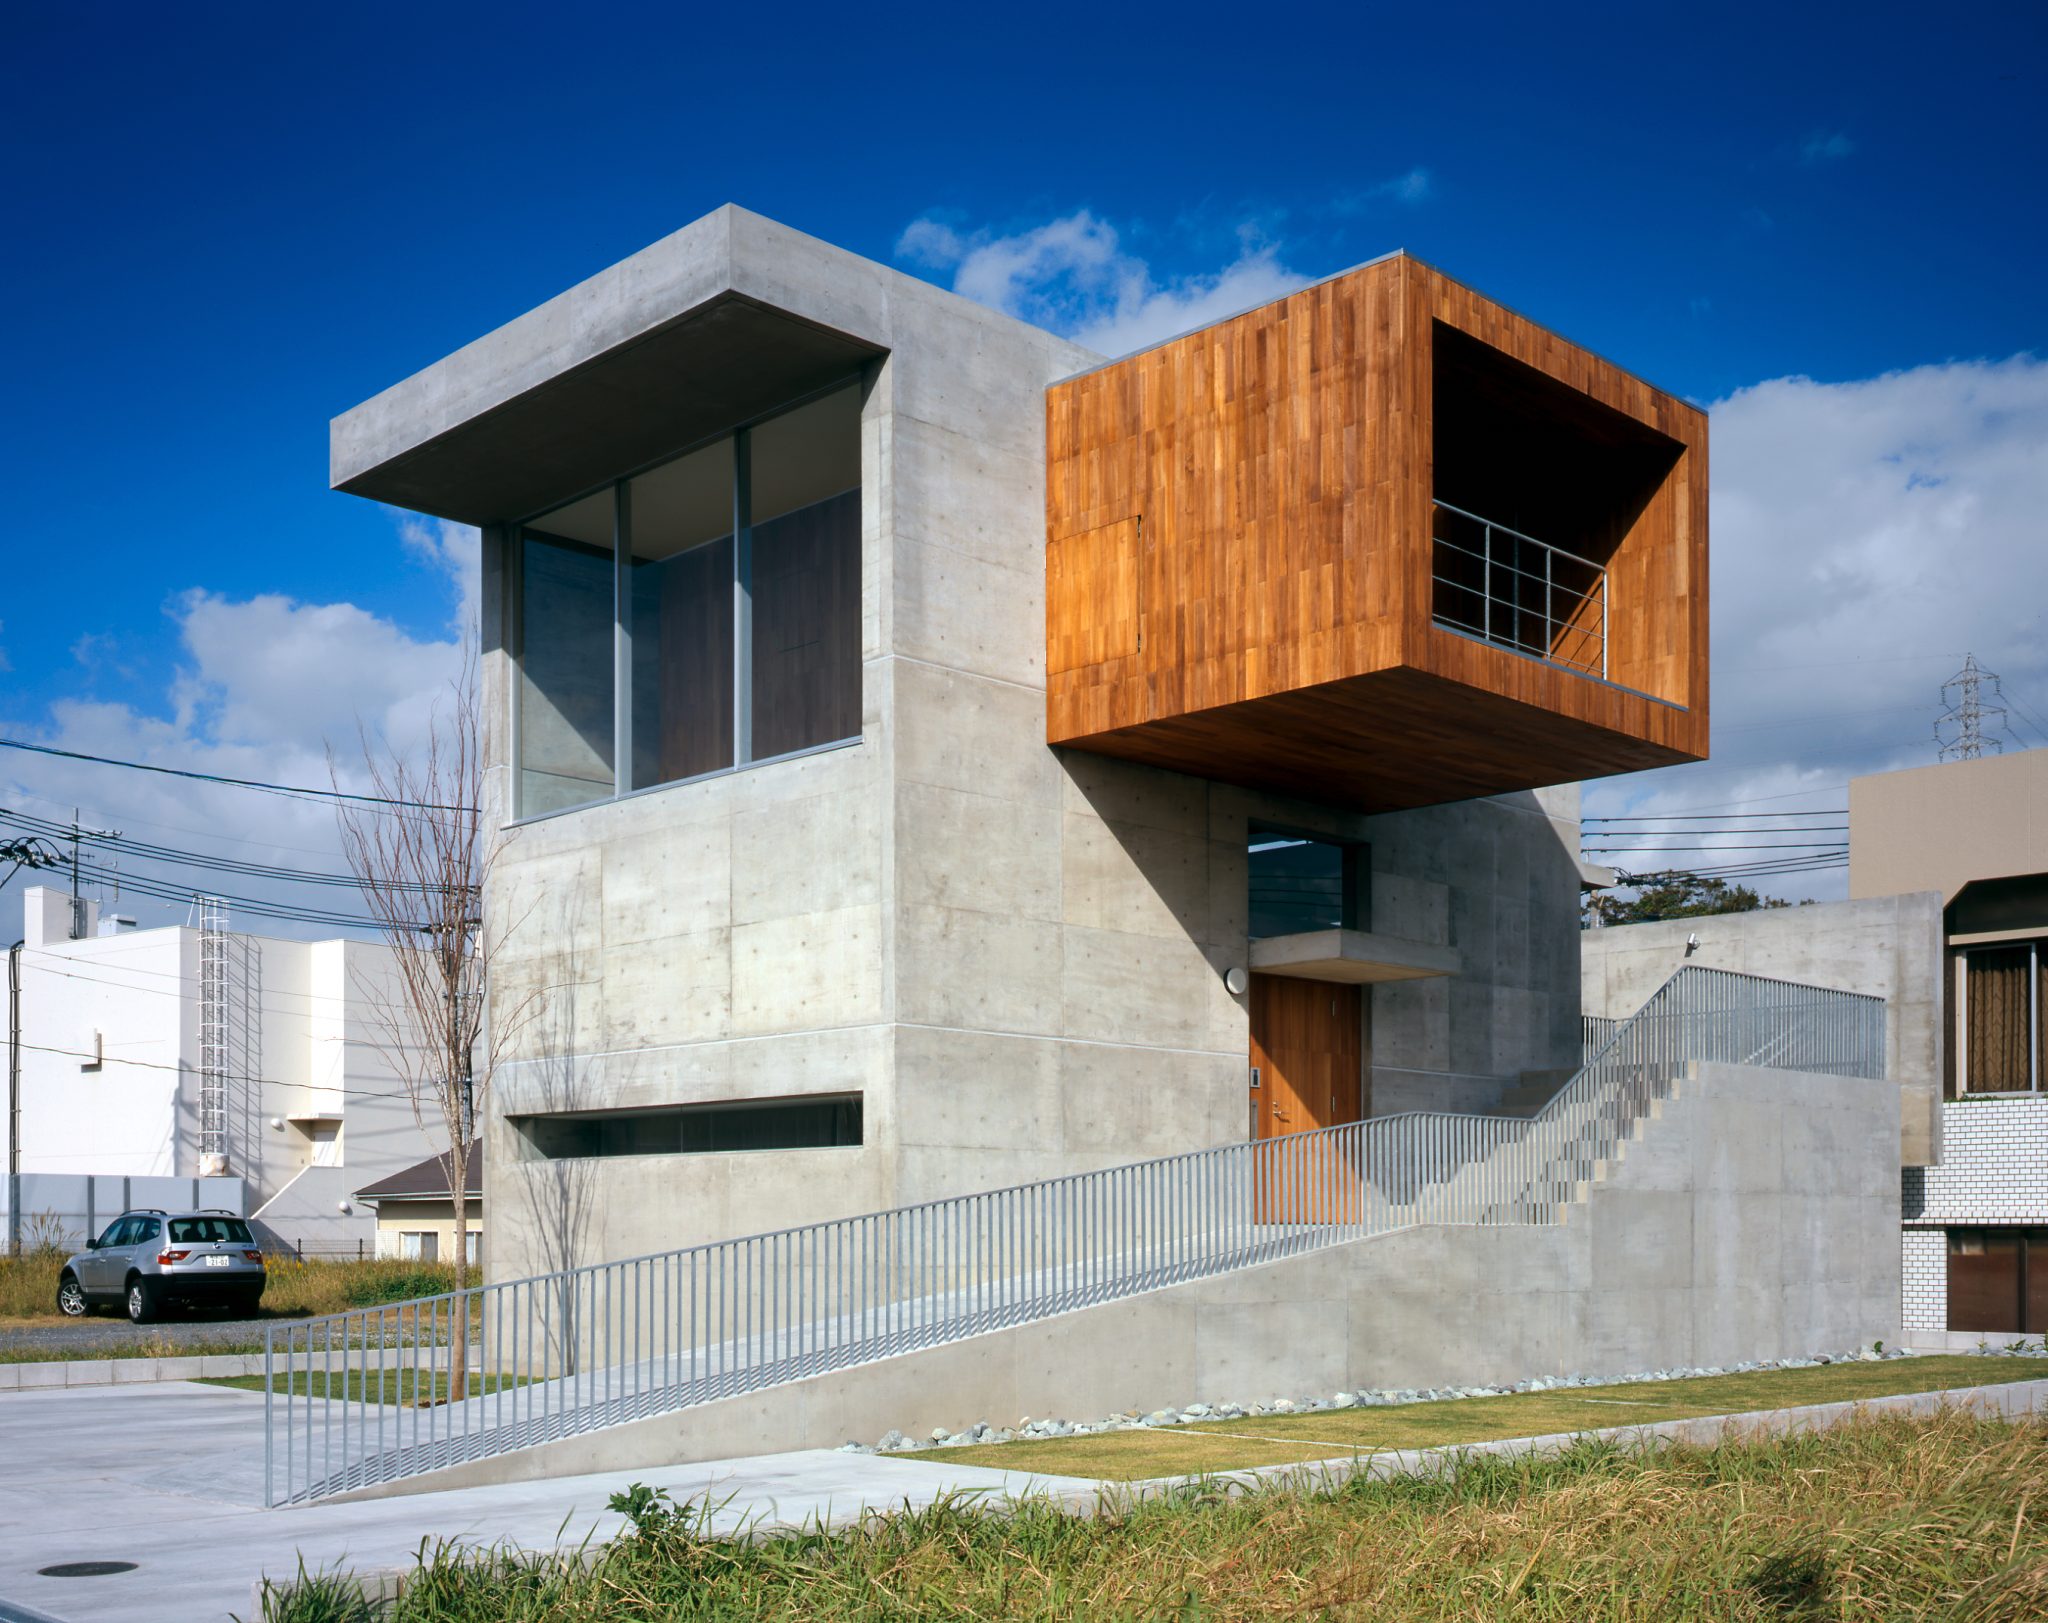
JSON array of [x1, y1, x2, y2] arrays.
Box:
[[261, 966, 1884, 1505], [1431, 500, 1608, 679]]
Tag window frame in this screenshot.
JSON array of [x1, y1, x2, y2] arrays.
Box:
[[1956, 937, 2043, 1096], [508, 376, 865, 824], [1246, 824, 1371, 941]]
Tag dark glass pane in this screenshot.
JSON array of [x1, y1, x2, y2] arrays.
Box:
[[510, 1095, 863, 1159], [628, 440, 734, 789], [748, 386, 861, 760], [1249, 835, 1347, 938], [518, 488, 616, 816], [1947, 1228, 2022, 1333]]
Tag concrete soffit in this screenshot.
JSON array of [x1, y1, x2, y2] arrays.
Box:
[[1248, 928, 1461, 985], [328, 206, 893, 526]]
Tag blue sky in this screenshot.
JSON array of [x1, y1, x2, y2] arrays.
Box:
[[3, 0, 2045, 928]]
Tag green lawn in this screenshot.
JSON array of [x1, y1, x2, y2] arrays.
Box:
[[200, 1369, 530, 1406], [903, 1354, 2048, 1481]]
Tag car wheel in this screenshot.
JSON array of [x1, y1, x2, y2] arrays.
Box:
[[56, 1273, 90, 1318], [126, 1278, 159, 1325], [234, 1292, 263, 1320]]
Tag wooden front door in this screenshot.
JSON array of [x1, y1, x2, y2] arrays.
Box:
[[1249, 976, 1365, 1222]]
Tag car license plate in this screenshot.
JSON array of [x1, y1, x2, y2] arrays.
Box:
[[205, 1255, 231, 1267]]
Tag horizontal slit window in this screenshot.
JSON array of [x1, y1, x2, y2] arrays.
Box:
[[510, 1094, 863, 1160]]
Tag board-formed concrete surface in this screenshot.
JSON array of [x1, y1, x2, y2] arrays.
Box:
[[3, 1371, 2041, 1622], [1580, 890, 1943, 1164]]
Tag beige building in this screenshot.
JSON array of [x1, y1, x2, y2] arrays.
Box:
[[355, 1141, 482, 1267], [1852, 751, 2047, 1341]]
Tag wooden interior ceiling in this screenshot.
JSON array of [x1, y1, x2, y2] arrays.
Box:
[[1043, 253, 1708, 814]]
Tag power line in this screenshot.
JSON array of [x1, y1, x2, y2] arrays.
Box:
[[13, 1040, 425, 1105], [0, 808, 452, 896], [1584, 842, 1848, 852], [1584, 812, 1847, 823], [0, 737, 475, 814]]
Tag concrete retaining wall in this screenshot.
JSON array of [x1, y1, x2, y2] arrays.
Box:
[[1580, 893, 1942, 1165], [342, 1058, 1902, 1498]]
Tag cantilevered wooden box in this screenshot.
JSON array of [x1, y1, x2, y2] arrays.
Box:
[[1044, 253, 1707, 813]]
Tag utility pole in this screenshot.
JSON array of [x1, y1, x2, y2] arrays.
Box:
[[1936, 653, 2008, 762], [3, 836, 61, 1255], [61, 810, 120, 939]]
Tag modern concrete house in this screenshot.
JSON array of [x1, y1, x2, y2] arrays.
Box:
[[298, 207, 1909, 1498]]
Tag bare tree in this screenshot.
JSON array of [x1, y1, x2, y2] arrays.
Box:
[[334, 643, 531, 1401]]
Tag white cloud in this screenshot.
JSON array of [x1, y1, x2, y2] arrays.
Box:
[[896, 209, 1313, 358], [1585, 354, 2048, 898], [0, 521, 474, 939], [1331, 167, 1434, 212]]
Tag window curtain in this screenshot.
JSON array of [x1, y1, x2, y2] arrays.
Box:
[[1966, 947, 2033, 1091]]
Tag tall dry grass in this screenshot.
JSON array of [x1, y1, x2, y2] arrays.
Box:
[[253, 1409, 2048, 1621]]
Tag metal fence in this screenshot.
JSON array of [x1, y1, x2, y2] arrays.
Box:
[[1430, 499, 1609, 679], [262, 965, 1884, 1504]]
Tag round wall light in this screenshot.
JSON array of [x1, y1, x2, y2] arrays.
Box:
[[1224, 966, 1250, 996]]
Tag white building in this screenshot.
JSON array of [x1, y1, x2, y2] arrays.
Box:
[[7, 885, 450, 1255]]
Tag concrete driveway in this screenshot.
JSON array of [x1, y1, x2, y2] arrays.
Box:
[[0, 1381, 1084, 1622]]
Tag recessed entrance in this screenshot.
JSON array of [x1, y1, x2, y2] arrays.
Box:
[[1248, 975, 1366, 1224], [1248, 975, 1364, 1139]]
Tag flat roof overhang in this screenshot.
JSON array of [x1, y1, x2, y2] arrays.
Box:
[[330, 207, 914, 527], [334, 292, 884, 525], [1249, 928, 1461, 985]]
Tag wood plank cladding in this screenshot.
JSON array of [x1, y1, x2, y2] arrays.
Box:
[[1047, 517, 1141, 675], [1044, 253, 1709, 814]]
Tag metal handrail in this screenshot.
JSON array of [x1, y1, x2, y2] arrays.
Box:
[[1430, 499, 1608, 679], [261, 966, 1884, 1504]]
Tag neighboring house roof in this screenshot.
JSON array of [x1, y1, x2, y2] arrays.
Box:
[[354, 1140, 482, 1206]]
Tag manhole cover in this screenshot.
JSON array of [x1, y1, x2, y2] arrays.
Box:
[[37, 1561, 138, 1578]]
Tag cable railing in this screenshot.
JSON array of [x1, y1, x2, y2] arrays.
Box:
[[1431, 499, 1608, 679], [261, 966, 1883, 1505]]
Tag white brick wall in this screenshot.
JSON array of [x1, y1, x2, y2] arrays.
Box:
[[1904, 1096, 2048, 1222], [1899, 1095, 2048, 1332], [1901, 1229, 1946, 1331]]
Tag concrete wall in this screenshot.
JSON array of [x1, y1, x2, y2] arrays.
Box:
[[1579, 893, 1943, 1165], [417, 208, 1592, 1280], [12, 889, 444, 1255], [1850, 751, 2048, 903], [1366, 784, 1585, 1114], [361, 1058, 1902, 1496]]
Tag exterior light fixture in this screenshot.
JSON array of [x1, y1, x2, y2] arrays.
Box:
[[1224, 967, 1250, 996]]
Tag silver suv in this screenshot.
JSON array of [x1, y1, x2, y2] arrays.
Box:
[[56, 1209, 267, 1324]]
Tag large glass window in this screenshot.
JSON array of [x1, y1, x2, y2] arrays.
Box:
[[514, 381, 863, 818], [518, 487, 616, 817], [628, 439, 734, 789], [749, 387, 862, 760]]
